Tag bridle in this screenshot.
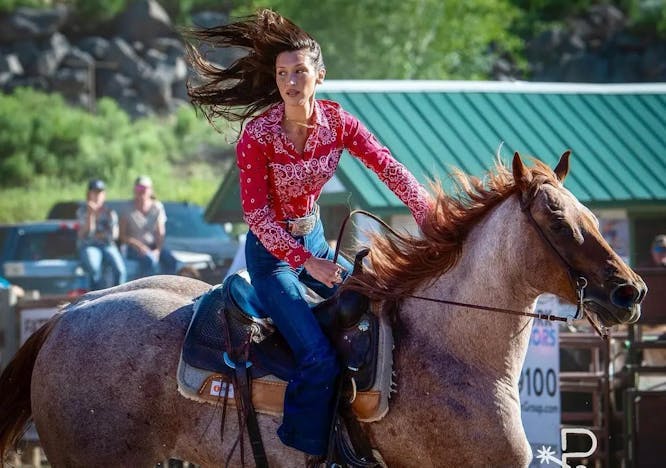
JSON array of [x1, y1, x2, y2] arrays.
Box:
[[332, 196, 608, 339], [518, 191, 607, 338]]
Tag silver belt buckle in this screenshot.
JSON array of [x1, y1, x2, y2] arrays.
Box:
[[287, 206, 319, 236]]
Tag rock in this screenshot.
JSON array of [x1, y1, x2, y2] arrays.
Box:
[[586, 4, 625, 40], [0, 73, 11, 87], [150, 37, 185, 57], [113, 0, 176, 44], [96, 70, 133, 101], [117, 97, 154, 119], [105, 37, 151, 79], [172, 79, 189, 101], [155, 54, 188, 82], [50, 66, 89, 95], [610, 31, 646, 52], [527, 28, 565, 62], [610, 53, 644, 83], [562, 53, 609, 82], [198, 42, 246, 68], [492, 57, 514, 81], [190, 10, 228, 29], [10, 39, 41, 74], [642, 42, 666, 81], [144, 48, 168, 69], [62, 48, 94, 68], [0, 54, 24, 75], [33, 33, 70, 77], [135, 70, 172, 110], [76, 36, 110, 61], [3, 75, 48, 92], [0, 5, 69, 43]]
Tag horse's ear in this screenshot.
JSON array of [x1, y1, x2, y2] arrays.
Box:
[[512, 152, 531, 190], [554, 150, 571, 182]]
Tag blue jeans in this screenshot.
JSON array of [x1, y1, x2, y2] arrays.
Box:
[[79, 243, 127, 290], [245, 219, 353, 455], [126, 246, 177, 277]]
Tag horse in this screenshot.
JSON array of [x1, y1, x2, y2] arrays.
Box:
[[0, 151, 645, 467]]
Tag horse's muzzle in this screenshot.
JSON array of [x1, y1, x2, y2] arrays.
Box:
[[610, 283, 644, 310], [605, 281, 646, 324]]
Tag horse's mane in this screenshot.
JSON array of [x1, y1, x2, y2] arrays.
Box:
[[343, 157, 560, 305]]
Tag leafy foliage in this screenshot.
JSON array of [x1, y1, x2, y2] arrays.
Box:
[[2, 0, 663, 78], [0, 88, 234, 222], [0, 0, 44, 12], [0, 88, 232, 188], [69, 0, 127, 23], [233, 0, 524, 79], [623, 0, 666, 35], [0, 0, 232, 21], [1, 0, 664, 223]]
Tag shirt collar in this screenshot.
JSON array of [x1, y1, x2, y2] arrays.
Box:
[[312, 100, 330, 128], [263, 100, 330, 134]]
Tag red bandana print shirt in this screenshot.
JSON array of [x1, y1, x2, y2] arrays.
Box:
[[237, 99, 432, 268]]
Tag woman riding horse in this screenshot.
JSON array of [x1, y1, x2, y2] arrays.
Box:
[[0, 148, 646, 466]]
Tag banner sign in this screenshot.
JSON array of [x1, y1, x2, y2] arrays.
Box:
[[20, 307, 59, 345], [520, 294, 562, 466]]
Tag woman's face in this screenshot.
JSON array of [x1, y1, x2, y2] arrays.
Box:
[[275, 49, 325, 108], [88, 189, 105, 204], [134, 184, 152, 201]]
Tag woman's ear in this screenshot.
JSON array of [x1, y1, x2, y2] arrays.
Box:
[[316, 67, 326, 84]]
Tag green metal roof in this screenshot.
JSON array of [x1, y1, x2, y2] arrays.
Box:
[[206, 81, 666, 223]]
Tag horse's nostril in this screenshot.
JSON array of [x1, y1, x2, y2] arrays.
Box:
[[636, 283, 648, 304], [611, 284, 640, 309]]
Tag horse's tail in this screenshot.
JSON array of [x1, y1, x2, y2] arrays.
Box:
[[0, 314, 62, 459]]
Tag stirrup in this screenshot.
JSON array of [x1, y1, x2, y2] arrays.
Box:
[[325, 375, 381, 468]]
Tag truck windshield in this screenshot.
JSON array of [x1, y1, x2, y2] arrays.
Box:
[[13, 229, 78, 261]]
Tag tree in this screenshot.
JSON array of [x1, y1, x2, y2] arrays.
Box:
[[234, 0, 524, 79]]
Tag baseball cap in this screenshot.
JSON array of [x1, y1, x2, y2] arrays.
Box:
[[87, 179, 106, 191], [134, 176, 153, 188]]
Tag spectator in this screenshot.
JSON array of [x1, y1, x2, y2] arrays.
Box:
[[77, 179, 127, 290], [119, 176, 177, 276], [651, 234, 666, 267]]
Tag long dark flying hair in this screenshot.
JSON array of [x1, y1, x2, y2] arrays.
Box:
[[184, 9, 324, 127]]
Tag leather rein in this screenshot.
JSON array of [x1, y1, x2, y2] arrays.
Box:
[[332, 195, 608, 339]]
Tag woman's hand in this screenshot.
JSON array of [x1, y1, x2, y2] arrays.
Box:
[[86, 201, 100, 213], [303, 257, 345, 288]]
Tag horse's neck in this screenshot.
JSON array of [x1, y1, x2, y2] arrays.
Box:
[[406, 195, 552, 383]]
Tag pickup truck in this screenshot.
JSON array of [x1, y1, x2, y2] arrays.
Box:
[[0, 221, 88, 296], [0, 220, 214, 297]]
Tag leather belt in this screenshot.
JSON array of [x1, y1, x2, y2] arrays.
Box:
[[280, 205, 320, 236]]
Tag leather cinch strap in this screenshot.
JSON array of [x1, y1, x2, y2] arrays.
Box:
[[235, 364, 268, 468]]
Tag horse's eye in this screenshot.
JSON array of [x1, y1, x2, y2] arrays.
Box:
[[551, 220, 570, 234], [547, 204, 564, 215]]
